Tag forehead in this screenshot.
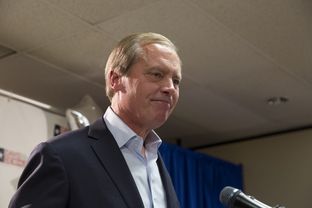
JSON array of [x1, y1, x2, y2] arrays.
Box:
[[141, 43, 182, 75]]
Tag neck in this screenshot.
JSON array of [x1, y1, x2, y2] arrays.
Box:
[[110, 104, 150, 140]]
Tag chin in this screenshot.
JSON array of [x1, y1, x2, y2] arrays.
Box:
[[152, 116, 169, 129]]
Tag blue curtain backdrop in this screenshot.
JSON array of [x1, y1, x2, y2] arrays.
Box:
[[159, 143, 243, 208]]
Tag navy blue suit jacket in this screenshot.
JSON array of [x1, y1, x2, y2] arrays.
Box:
[[9, 118, 179, 208]]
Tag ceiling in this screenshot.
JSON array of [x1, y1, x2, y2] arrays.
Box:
[[0, 0, 311, 149]]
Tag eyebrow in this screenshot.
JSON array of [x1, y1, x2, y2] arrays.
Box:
[[175, 73, 182, 80], [147, 66, 182, 77]]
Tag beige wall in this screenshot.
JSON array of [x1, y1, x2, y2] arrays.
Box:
[[199, 129, 312, 208], [0, 95, 68, 207]]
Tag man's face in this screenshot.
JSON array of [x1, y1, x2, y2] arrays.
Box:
[[113, 43, 181, 134]]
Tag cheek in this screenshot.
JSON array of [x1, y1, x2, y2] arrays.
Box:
[[173, 90, 179, 103], [127, 79, 141, 97], [141, 83, 158, 96]]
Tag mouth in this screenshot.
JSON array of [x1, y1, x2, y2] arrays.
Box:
[[151, 98, 172, 108]]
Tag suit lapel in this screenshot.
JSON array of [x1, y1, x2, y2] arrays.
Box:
[[157, 153, 180, 208], [87, 118, 144, 208]]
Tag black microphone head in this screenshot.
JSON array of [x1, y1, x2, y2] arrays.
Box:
[[219, 186, 242, 207]]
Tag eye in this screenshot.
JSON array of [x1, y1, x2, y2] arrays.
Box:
[[149, 71, 163, 79], [173, 78, 181, 86]]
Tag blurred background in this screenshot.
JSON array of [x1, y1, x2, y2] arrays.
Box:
[[0, 0, 311, 207]]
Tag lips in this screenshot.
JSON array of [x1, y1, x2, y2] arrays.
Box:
[[151, 98, 172, 108]]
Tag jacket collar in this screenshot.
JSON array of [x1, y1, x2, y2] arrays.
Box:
[[88, 118, 144, 208], [88, 118, 180, 208]]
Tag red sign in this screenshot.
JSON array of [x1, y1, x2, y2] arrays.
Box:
[[0, 147, 27, 167]]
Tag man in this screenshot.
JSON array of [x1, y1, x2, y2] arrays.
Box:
[[9, 32, 182, 208]]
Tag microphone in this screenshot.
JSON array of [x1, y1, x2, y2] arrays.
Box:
[[219, 186, 272, 208]]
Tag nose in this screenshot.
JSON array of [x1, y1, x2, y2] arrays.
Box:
[[161, 78, 177, 95]]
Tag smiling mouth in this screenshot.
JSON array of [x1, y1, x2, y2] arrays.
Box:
[[151, 99, 171, 107]]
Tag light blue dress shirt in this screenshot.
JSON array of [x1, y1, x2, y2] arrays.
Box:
[[103, 107, 167, 208]]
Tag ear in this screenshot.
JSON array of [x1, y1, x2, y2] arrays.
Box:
[[109, 70, 124, 92]]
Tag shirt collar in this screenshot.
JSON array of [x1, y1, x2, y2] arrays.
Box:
[[103, 107, 162, 150]]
